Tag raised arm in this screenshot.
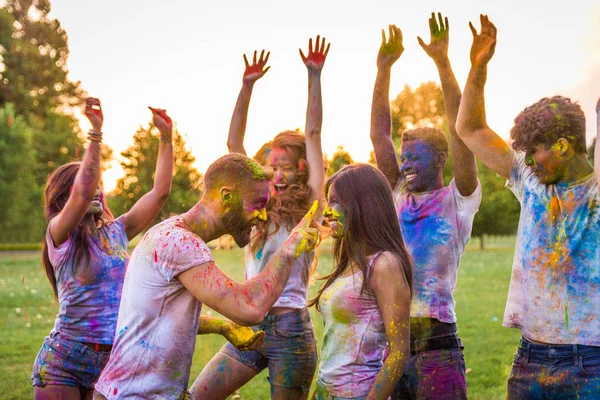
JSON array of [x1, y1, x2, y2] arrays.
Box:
[[179, 201, 319, 326], [49, 97, 103, 246], [367, 252, 411, 400], [370, 25, 404, 189], [456, 15, 513, 179], [197, 315, 265, 351], [595, 98, 600, 186], [122, 108, 173, 240], [419, 13, 478, 196], [227, 50, 271, 155], [300, 35, 330, 201]]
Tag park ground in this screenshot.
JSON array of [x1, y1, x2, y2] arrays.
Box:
[[0, 236, 520, 399]]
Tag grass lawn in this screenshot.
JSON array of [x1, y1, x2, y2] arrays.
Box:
[[0, 236, 520, 399]]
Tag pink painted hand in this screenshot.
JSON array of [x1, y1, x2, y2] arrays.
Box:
[[223, 321, 266, 352], [300, 35, 330, 72], [468, 14, 497, 68], [148, 107, 173, 136], [84, 97, 103, 132], [243, 50, 271, 84], [377, 25, 404, 69], [288, 200, 319, 257], [418, 12, 450, 63]]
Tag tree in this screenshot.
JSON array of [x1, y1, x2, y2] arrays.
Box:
[[326, 146, 354, 176], [0, 104, 45, 242], [390, 82, 520, 248], [109, 124, 202, 228]]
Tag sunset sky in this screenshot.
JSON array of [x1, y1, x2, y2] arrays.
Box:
[[50, 0, 600, 191]]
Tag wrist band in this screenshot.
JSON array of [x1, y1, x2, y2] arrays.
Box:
[[87, 129, 103, 143]]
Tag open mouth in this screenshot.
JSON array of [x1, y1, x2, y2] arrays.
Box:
[[328, 219, 338, 232], [273, 183, 288, 195], [404, 172, 417, 182]]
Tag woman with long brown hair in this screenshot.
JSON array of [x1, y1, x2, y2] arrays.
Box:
[[191, 37, 329, 400], [312, 163, 412, 400], [31, 97, 174, 399]]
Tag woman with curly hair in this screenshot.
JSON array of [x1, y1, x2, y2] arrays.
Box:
[[191, 36, 329, 400], [311, 163, 413, 400], [31, 98, 174, 399]]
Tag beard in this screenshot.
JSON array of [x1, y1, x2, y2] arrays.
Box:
[[223, 206, 253, 248]]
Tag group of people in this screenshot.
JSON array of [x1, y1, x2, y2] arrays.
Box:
[[31, 12, 600, 400]]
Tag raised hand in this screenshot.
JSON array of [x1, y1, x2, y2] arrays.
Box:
[[84, 97, 103, 132], [469, 14, 497, 68], [243, 50, 270, 84], [418, 12, 449, 63], [377, 25, 404, 70], [148, 107, 173, 137], [223, 322, 266, 352], [300, 35, 330, 72], [288, 200, 319, 257]]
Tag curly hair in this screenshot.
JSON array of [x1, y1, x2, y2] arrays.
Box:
[[510, 96, 586, 153], [401, 127, 449, 154], [249, 130, 313, 255]]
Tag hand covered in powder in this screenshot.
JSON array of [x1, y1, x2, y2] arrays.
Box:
[[287, 200, 320, 257], [243, 50, 271, 84], [223, 321, 266, 352], [468, 14, 497, 68]]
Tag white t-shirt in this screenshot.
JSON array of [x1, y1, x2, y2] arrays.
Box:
[[245, 224, 315, 309], [394, 179, 481, 323], [95, 216, 213, 399], [504, 153, 600, 346]]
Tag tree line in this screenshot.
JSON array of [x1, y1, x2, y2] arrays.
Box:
[[1, 0, 530, 248]]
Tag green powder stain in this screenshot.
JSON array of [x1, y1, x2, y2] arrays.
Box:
[[564, 305, 569, 331]]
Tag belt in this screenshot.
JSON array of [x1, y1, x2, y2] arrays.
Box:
[[82, 342, 112, 352], [411, 336, 463, 353]]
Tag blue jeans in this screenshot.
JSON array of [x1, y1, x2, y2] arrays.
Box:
[[314, 382, 367, 400], [507, 336, 600, 399], [31, 331, 110, 389], [221, 308, 317, 394]]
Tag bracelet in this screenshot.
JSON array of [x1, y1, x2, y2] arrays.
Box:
[[87, 129, 103, 143]]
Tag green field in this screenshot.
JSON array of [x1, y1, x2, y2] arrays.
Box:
[[0, 236, 520, 399]]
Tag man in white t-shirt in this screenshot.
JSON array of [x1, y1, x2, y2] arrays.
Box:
[[457, 15, 600, 399], [93, 153, 319, 399], [370, 16, 481, 400]]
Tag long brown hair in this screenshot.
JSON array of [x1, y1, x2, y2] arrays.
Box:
[[309, 164, 413, 312], [250, 130, 313, 254], [42, 162, 114, 299]]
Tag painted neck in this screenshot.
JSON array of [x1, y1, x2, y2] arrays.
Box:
[[181, 201, 225, 243], [561, 154, 594, 184]]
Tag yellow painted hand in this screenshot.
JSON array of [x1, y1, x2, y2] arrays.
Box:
[[290, 200, 320, 258], [223, 322, 266, 352]]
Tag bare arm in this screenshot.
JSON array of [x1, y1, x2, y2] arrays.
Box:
[[367, 252, 411, 400], [370, 25, 404, 189], [179, 202, 319, 325], [122, 108, 174, 240], [49, 98, 103, 246], [419, 13, 478, 196], [456, 15, 513, 179], [300, 35, 330, 202], [227, 50, 270, 155], [197, 315, 265, 351], [595, 98, 600, 186]]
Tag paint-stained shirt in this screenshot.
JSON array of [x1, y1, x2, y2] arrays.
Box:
[[394, 179, 481, 323], [503, 153, 600, 346], [95, 216, 213, 399], [317, 254, 386, 398], [246, 224, 315, 309], [47, 216, 129, 344]]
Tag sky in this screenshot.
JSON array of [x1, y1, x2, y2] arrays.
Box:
[[49, 0, 600, 192]]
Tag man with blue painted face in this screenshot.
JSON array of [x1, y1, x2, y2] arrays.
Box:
[[370, 14, 481, 400], [457, 14, 600, 399]]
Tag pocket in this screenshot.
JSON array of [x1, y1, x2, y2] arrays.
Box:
[[273, 318, 310, 339], [418, 349, 454, 368], [47, 335, 76, 359]]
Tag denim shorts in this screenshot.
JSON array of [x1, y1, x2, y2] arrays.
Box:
[[391, 320, 467, 400], [221, 308, 317, 393], [31, 331, 111, 389], [507, 336, 600, 399]]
